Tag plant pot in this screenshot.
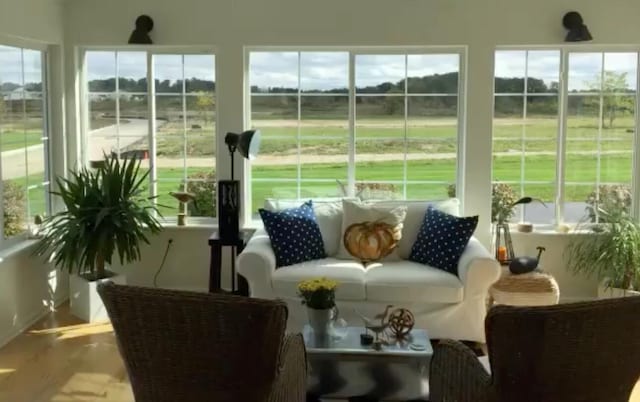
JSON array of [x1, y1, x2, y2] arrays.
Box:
[[69, 270, 126, 322], [597, 279, 640, 299], [307, 307, 333, 346]]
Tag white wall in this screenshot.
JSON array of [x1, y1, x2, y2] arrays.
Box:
[[0, 244, 68, 347], [0, 0, 66, 347], [60, 0, 640, 299]]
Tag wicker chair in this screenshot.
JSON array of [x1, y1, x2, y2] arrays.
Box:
[[97, 281, 307, 402], [430, 297, 640, 402]]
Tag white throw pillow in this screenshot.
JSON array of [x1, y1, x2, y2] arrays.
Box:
[[336, 199, 407, 262]]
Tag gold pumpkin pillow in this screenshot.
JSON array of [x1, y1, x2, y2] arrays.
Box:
[[337, 199, 407, 263]]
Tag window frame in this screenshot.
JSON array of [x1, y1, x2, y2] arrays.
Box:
[[79, 46, 218, 225], [244, 46, 467, 220], [0, 41, 52, 249], [493, 45, 640, 226]]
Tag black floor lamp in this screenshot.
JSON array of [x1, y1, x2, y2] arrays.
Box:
[[218, 130, 261, 242]]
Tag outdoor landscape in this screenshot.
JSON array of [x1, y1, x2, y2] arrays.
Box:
[[1, 51, 636, 236]]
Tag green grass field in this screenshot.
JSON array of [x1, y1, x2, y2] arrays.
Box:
[[1, 130, 43, 151]]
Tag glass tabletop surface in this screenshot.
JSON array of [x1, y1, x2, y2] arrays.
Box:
[[302, 325, 433, 357]]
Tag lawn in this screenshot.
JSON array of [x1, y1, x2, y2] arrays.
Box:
[[1, 130, 43, 151]]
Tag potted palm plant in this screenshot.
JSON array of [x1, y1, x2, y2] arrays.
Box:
[[35, 154, 163, 321], [566, 205, 640, 298]]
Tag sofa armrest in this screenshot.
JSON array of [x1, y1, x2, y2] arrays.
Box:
[[237, 228, 277, 298], [457, 237, 501, 298]]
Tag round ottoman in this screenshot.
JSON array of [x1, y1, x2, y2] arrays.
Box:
[[490, 267, 560, 306]]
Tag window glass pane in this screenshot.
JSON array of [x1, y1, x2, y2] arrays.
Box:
[[184, 54, 215, 93], [300, 52, 348, 93], [118, 52, 147, 92], [155, 55, 184, 93], [407, 54, 459, 94], [87, 51, 116, 92], [250, 52, 298, 93], [355, 55, 405, 93]]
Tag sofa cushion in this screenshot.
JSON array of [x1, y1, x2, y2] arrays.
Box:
[[409, 206, 478, 276], [364, 260, 464, 303], [271, 258, 367, 301], [264, 198, 357, 256], [259, 201, 327, 268], [337, 199, 407, 261], [369, 199, 460, 259]]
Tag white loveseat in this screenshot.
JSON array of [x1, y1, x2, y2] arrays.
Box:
[[237, 198, 501, 343]]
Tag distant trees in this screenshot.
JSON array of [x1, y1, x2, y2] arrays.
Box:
[[585, 71, 634, 128]]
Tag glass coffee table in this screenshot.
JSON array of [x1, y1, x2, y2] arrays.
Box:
[[303, 326, 432, 401]]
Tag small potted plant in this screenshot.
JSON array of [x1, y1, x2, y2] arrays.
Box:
[[566, 205, 640, 298], [298, 277, 339, 344], [35, 154, 163, 321]]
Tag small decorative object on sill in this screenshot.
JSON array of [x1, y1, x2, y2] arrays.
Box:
[[386, 308, 415, 342], [128, 15, 154, 44], [517, 223, 533, 233], [170, 191, 196, 226], [497, 246, 508, 264], [360, 332, 374, 346], [509, 246, 546, 275], [298, 277, 339, 346], [355, 305, 393, 350]]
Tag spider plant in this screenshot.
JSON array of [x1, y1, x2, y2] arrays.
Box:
[[566, 205, 640, 291], [35, 153, 163, 280]]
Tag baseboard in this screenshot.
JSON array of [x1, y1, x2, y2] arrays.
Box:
[[0, 295, 69, 349]]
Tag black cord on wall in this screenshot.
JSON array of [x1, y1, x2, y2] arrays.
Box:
[[153, 238, 173, 288]]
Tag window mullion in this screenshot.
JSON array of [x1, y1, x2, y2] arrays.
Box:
[[403, 54, 408, 200], [521, 51, 529, 223], [348, 52, 356, 197], [297, 52, 302, 200], [182, 55, 188, 189], [556, 50, 570, 225], [115, 52, 121, 158], [147, 52, 158, 207], [632, 52, 640, 221], [596, 53, 606, 222]]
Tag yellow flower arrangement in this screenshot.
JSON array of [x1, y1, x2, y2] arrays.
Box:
[[297, 277, 339, 310]]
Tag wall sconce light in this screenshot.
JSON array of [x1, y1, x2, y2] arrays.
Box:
[[128, 15, 154, 44], [563, 11, 593, 42]]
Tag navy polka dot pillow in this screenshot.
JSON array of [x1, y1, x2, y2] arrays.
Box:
[[259, 201, 327, 268], [409, 206, 478, 276]]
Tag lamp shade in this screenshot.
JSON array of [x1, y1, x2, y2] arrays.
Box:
[[225, 130, 261, 160]]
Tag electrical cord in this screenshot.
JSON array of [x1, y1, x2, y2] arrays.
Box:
[[153, 238, 173, 288]]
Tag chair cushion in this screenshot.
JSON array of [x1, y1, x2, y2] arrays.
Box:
[[364, 260, 464, 303], [409, 206, 478, 276], [271, 258, 367, 301], [259, 201, 327, 268]]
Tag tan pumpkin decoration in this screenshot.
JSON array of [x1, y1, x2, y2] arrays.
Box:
[[343, 220, 400, 264]]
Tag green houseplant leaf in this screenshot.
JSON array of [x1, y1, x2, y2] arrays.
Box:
[[34, 153, 163, 280], [566, 204, 640, 290]]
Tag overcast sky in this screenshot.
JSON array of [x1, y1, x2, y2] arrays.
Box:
[[1, 46, 638, 92]]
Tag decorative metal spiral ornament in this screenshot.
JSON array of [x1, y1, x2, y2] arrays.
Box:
[[386, 308, 415, 340]]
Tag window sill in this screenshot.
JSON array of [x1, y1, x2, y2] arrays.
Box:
[[0, 239, 39, 263]]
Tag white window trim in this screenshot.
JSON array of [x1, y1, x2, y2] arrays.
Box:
[[0, 42, 52, 250], [494, 44, 640, 226], [79, 46, 218, 225], [244, 46, 467, 221]]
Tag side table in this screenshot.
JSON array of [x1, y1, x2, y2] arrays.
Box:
[[490, 265, 560, 306], [208, 229, 255, 295]]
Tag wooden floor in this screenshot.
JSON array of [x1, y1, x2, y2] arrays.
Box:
[[1, 304, 640, 402]]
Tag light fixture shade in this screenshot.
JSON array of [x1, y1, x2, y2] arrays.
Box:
[[225, 130, 261, 160]]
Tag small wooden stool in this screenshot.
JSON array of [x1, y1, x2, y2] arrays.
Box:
[[490, 266, 560, 306]]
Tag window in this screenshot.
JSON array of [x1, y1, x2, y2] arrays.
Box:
[[84, 50, 216, 218], [0, 45, 50, 241], [493, 49, 639, 224], [493, 50, 561, 224], [248, 50, 463, 214]]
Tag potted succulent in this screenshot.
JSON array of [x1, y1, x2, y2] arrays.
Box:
[[35, 154, 163, 321], [566, 205, 640, 298]]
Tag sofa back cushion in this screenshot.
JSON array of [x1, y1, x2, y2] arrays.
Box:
[[264, 198, 356, 257], [369, 198, 460, 259]]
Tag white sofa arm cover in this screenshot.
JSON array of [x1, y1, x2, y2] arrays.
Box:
[[237, 228, 276, 298], [457, 237, 501, 298]]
